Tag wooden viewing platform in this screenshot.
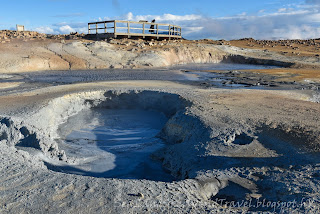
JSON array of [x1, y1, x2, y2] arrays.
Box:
[[88, 20, 182, 40]]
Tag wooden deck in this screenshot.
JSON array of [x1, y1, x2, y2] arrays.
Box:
[[88, 20, 182, 39]]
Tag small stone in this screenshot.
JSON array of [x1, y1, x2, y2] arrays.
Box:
[[248, 193, 262, 199], [110, 64, 123, 69], [137, 193, 144, 198]]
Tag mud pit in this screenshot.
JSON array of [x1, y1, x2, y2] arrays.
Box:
[[56, 108, 171, 180], [47, 91, 190, 181]]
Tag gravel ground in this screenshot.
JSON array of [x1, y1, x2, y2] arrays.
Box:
[[0, 39, 319, 213]]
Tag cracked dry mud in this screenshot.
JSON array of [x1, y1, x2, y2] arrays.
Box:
[[0, 38, 319, 213]]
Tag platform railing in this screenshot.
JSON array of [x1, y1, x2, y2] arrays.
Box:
[[88, 20, 182, 39]]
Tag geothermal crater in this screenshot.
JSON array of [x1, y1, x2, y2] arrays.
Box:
[[19, 90, 195, 181]]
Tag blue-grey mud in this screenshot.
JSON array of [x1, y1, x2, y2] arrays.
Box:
[[56, 108, 174, 181]]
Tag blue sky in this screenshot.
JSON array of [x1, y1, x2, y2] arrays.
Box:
[[1, 0, 320, 39]]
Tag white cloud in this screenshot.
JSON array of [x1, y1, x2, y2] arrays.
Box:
[[32, 22, 87, 35], [186, 10, 320, 40], [159, 14, 202, 21], [125, 12, 134, 20], [238, 12, 247, 16], [59, 25, 75, 34], [306, 0, 320, 5], [272, 25, 320, 39], [304, 13, 320, 22], [105, 12, 202, 23], [34, 26, 56, 34], [278, 8, 287, 12]]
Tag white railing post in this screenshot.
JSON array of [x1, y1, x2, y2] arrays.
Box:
[[127, 21, 130, 34]]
